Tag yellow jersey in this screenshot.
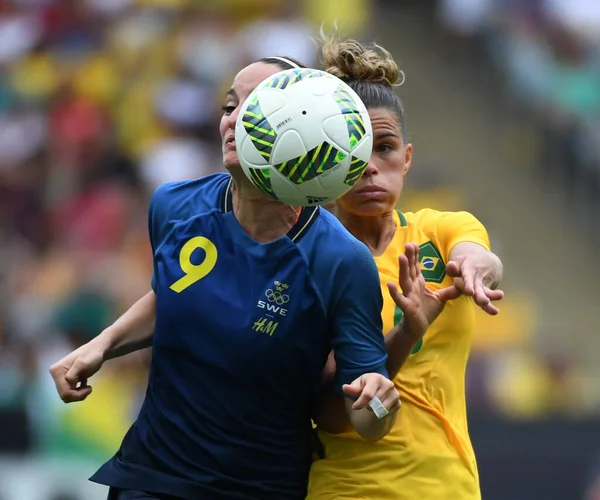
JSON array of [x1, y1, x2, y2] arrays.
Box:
[[308, 209, 491, 500]]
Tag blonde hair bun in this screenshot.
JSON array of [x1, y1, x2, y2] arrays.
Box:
[[318, 29, 404, 87]]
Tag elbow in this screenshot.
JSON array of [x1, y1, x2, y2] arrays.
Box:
[[360, 433, 386, 443], [353, 411, 397, 442]]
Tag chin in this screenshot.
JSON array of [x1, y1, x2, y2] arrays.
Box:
[[349, 200, 394, 217], [223, 153, 241, 170]]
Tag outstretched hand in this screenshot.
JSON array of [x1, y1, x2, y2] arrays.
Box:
[[446, 253, 504, 315], [387, 243, 463, 341]]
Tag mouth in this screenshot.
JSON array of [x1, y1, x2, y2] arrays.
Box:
[[355, 184, 387, 195]]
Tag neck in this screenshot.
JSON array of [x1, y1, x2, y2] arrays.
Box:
[[337, 210, 396, 256], [229, 170, 301, 243]]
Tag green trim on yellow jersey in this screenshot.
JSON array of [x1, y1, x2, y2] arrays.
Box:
[[397, 209, 407, 227]]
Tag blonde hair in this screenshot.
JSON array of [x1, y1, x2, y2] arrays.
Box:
[[316, 27, 408, 139], [317, 28, 405, 87]]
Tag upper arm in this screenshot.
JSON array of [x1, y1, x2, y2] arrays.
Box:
[[148, 184, 170, 292], [327, 243, 388, 392]]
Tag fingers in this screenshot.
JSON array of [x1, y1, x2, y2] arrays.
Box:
[[381, 390, 401, 414], [471, 276, 504, 311], [50, 357, 94, 404], [367, 393, 402, 418], [481, 302, 500, 315], [49, 364, 73, 400], [342, 379, 363, 399], [461, 268, 476, 296], [368, 396, 389, 418], [60, 385, 93, 404], [351, 376, 377, 410], [49, 365, 94, 403], [412, 244, 422, 281], [472, 274, 489, 308], [349, 375, 400, 415], [397, 254, 413, 297], [387, 282, 411, 311], [65, 359, 90, 389], [435, 285, 462, 303], [479, 286, 504, 315], [446, 260, 462, 278], [485, 287, 504, 301], [396, 243, 422, 299], [447, 256, 474, 295], [405, 243, 419, 281]]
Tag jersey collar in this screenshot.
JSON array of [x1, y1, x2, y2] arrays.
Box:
[[220, 176, 319, 242], [396, 209, 407, 227]]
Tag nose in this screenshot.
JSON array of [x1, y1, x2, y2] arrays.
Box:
[[363, 158, 379, 176], [228, 106, 241, 130]]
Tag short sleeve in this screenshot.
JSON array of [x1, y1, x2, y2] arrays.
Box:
[[148, 184, 169, 292], [434, 211, 491, 261], [328, 243, 388, 392]]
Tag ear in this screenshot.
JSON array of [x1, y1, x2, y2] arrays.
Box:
[[403, 143, 413, 176]]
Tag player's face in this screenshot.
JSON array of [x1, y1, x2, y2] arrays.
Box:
[[337, 108, 413, 217], [220, 62, 282, 168]]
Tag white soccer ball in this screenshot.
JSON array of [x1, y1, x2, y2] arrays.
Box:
[[235, 68, 373, 206]]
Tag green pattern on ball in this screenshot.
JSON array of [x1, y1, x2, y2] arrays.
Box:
[[334, 86, 366, 148], [247, 167, 278, 200], [261, 69, 325, 90], [243, 71, 368, 196], [275, 141, 345, 185], [242, 94, 277, 161], [344, 156, 368, 186]]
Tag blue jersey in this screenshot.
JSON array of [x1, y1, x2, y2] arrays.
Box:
[[91, 173, 387, 500]]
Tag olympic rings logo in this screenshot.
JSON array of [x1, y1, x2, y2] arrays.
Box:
[[265, 289, 289, 305]]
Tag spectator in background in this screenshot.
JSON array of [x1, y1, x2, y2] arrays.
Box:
[[139, 70, 219, 190], [437, 0, 600, 205], [175, 7, 239, 86], [236, 0, 317, 66]]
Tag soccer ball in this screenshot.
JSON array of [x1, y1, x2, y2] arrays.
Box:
[[235, 68, 373, 206]]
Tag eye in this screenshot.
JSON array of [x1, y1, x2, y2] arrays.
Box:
[[221, 105, 236, 115], [375, 143, 393, 154]]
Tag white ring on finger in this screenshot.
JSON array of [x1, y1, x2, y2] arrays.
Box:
[[368, 395, 389, 419]]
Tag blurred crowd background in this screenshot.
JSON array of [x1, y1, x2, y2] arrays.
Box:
[[0, 0, 599, 498]]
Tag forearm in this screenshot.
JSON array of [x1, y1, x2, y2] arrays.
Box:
[[384, 319, 420, 379], [90, 290, 157, 360]]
